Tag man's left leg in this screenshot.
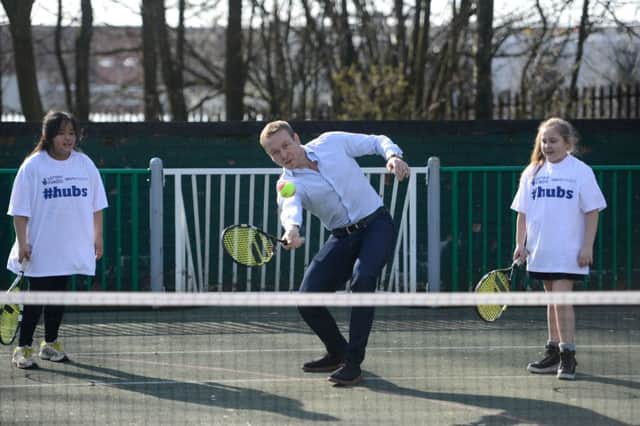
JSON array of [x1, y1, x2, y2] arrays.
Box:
[[299, 235, 356, 372], [329, 212, 395, 385]]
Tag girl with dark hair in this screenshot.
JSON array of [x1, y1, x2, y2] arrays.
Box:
[[6, 111, 108, 369]]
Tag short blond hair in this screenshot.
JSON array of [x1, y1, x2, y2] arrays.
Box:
[[259, 120, 295, 145]]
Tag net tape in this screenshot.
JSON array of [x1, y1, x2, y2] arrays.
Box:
[[1, 291, 638, 307]]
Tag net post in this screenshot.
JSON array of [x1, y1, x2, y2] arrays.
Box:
[[427, 157, 441, 292], [149, 157, 165, 292]]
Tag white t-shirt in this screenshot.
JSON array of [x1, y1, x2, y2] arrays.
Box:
[[510, 154, 606, 274], [6, 150, 109, 277]]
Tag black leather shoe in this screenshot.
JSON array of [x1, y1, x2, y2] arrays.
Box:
[[327, 363, 362, 386], [302, 353, 345, 372]]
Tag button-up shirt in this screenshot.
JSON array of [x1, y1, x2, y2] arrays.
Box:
[[278, 131, 402, 231]]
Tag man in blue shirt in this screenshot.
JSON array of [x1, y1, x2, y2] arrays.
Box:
[[259, 120, 411, 386]]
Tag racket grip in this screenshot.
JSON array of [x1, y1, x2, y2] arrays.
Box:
[[281, 237, 305, 247]]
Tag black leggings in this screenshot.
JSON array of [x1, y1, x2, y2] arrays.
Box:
[[18, 276, 69, 347]]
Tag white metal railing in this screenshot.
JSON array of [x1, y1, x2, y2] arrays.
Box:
[[161, 166, 428, 292]]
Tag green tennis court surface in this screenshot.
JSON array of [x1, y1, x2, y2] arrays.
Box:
[[1, 305, 638, 425]]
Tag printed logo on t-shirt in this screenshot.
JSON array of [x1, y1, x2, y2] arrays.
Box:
[[43, 185, 89, 199], [531, 185, 573, 200], [530, 176, 575, 200], [42, 175, 89, 199], [42, 176, 64, 185], [65, 176, 89, 182]]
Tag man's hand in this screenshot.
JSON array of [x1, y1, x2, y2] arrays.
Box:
[[282, 226, 305, 250], [386, 156, 411, 181]]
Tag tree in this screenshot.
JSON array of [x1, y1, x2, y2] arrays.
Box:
[[516, 1, 550, 118], [327, 0, 357, 69], [225, 0, 244, 120], [606, 36, 640, 85], [332, 65, 411, 119], [411, 0, 432, 117], [474, 0, 494, 119], [75, 0, 93, 121], [300, 0, 337, 117], [55, 0, 74, 113], [142, 0, 162, 120], [154, 0, 187, 121], [1, 0, 43, 121], [321, 0, 358, 117], [425, 0, 474, 119], [566, 0, 590, 117], [393, 0, 408, 72], [53, 0, 93, 121]]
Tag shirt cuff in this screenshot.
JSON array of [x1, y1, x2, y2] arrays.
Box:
[[283, 222, 301, 232]]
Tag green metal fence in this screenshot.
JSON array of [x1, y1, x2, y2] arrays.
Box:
[[440, 165, 640, 291], [2, 165, 638, 292], [0, 168, 149, 291]]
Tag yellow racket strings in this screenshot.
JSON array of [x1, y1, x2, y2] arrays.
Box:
[[223, 227, 274, 266], [0, 287, 20, 344], [0, 306, 19, 341], [476, 271, 509, 321]]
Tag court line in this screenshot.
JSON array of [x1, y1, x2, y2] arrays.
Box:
[[114, 355, 301, 380], [3, 343, 635, 358]]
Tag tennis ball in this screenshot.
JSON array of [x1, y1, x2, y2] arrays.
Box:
[[277, 180, 296, 198]]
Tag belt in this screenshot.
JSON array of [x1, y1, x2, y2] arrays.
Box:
[[331, 207, 386, 238]]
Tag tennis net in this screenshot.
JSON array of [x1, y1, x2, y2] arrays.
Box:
[[1, 291, 638, 425]]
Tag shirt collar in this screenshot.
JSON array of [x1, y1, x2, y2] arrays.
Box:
[[303, 144, 319, 161]]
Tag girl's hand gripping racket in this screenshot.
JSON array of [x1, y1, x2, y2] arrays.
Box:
[[474, 259, 525, 322], [221, 224, 290, 267], [1, 261, 28, 345]]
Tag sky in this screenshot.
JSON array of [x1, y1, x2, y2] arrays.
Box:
[[12, 0, 639, 28]]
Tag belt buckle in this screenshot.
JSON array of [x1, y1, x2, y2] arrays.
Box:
[[345, 223, 361, 235]]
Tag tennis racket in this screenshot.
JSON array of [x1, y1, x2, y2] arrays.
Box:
[[221, 224, 288, 267], [474, 259, 525, 322], [1, 263, 28, 345]]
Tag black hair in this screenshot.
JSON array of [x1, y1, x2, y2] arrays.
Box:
[[28, 111, 80, 157]]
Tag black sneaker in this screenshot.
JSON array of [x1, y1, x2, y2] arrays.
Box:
[[328, 363, 362, 386], [557, 350, 577, 380], [527, 343, 560, 374], [302, 353, 345, 372]]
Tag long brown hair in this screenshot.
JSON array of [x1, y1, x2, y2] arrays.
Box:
[[28, 111, 80, 157], [524, 117, 579, 182]]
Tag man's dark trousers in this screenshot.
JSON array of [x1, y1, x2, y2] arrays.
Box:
[[297, 210, 396, 366]]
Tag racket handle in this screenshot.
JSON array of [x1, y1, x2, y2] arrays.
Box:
[[281, 237, 305, 247]]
